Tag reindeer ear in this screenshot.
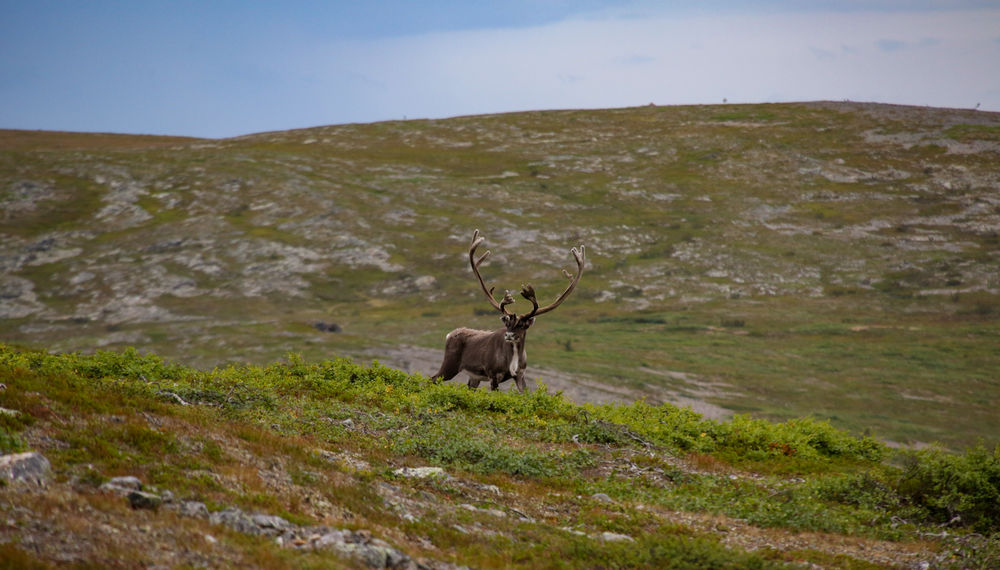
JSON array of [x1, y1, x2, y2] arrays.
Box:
[[525, 317, 535, 327]]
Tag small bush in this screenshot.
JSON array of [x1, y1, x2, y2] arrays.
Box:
[[0, 430, 26, 455], [814, 471, 902, 512], [72, 347, 188, 381], [718, 415, 885, 463], [894, 444, 1000, 532], [587, 400, 719, 452]]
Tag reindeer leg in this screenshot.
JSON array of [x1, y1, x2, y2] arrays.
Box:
[[467, 375, 485, 390], [514, 370, 528, 393], [432, 332, 464, 381], [431, 364, 459, 382]]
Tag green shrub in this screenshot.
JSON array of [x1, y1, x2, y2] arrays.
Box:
[[585, 400, 719, 452], [588, 401, 884, 464], [814, 471, 902, 512], [894, 444, 1000, 532], [718, 416, 885, 463], [71, 347, 188, 381], [0, 430, 26, 455]]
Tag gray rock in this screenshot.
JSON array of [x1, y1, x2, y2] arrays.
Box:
[[0, 452, 51, 485], [393, 466, 447, 480], [210, 507, 264, 535], [177, 498, 415, 567], [591, 492, 615, 503], [459, 504, 506, 518], [128, 490, 163, 510], [176, 500, 210, 518], [287, 527, 414, 568], [251, 513, 295, 534], [599, 531, 634, 542], [312, 529, 350, 549], [414, 275, 437, 290], [326, 537, 412, 569], [209, 507, 293, 537], [333, 542, 387, 567], [101, 475, 143, 493], [0, 276, 45, 318]]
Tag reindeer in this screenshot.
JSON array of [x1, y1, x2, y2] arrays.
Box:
[[431, 230, 585, 392]]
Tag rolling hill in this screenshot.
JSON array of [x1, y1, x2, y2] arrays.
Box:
[[2, 102, 999, 449]]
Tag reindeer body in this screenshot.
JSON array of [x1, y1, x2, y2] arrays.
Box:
[[431, 230, 583, 393], [433, 326, 528, 391]]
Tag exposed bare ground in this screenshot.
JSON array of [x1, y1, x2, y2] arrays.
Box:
[[364, 344, 734, 420]]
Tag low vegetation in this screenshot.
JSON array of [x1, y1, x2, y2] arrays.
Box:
[[2, 344, 998, 568], [3, 102, 999, 451], [2, 101, 999, 567]]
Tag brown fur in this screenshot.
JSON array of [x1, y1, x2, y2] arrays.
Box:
[[430, 230, 584, 393], [431, 322, 530, 392]]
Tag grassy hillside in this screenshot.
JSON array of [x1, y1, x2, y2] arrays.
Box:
[[1, 102, 999, 451], [2, 345, 999, 568]]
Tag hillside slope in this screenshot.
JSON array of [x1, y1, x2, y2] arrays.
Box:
[[3, 346, 999, 568], [1, 102, 999, 448]]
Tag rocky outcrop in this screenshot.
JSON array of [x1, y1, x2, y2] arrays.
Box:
[[93, 473, 420, 569], [0, 451, 51, 485]]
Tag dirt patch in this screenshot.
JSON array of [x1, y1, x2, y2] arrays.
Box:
[[360, 344, 733, 420]]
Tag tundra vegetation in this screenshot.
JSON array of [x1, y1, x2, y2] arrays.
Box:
[[1, 345, 999, 568], [1, 102, 999, 565], [1, 103, 998, 449]]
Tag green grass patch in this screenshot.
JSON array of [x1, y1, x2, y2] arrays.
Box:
[[945, 124, 1000, 143], [4, 343, 1000, 568]]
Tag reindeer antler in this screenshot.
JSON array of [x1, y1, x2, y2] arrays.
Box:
[[469, 230, 514, 316], [523, 245, 585, 318], [469, 230, 585, 320]]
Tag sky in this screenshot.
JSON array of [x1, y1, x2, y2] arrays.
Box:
[[2, 1, 999, 138]]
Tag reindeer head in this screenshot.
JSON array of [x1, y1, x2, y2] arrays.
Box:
[[468, 230, 585, 343], [500, 312, 533, 344], [494, 289, 531, 343]]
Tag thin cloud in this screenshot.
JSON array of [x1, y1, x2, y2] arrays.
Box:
[[876, 39, 907, 52], [2, 1, 998, 136], [349, 8, 1000, 117], [810, 47, 837, 61]]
